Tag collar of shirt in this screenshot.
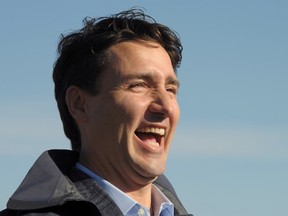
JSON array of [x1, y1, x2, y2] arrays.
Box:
[[76, 163, 174, 216]]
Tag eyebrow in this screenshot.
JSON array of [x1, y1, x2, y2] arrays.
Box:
[[166, 76, 180, 88]]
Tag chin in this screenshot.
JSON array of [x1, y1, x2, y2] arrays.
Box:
[[138, 161, 166, 179], [130, 148, 168, 179]]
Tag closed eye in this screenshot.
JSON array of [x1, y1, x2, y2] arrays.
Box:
[[131, 82, 145, 87], [128, 82, 148, 92], [166, 86, 178, 95], [130, 82, 146, 88]]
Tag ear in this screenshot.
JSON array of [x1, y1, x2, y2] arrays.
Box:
[[65, 86, 89, 122]]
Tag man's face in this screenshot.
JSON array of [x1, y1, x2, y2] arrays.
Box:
[[80, 41, 180, 185]]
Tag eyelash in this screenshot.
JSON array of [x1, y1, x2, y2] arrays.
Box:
[[129, 82, 147, 88]]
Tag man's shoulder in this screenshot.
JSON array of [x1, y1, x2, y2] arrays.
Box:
[[0, 201, 102, 216]]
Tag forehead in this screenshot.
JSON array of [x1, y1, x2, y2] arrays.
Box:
[[108, 41, 175, 76], [96, 41, 179, 92]]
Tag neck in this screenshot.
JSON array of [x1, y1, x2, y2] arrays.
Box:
[[125, 183, 153, 209], [79, 155, 156, 209]]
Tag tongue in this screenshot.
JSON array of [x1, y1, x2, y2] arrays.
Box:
[[136, 132, 157, 143]]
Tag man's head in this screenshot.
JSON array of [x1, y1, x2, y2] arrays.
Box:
[[53, 8, 182, 155]]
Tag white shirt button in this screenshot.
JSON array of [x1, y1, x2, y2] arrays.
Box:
[[138, 208, 145, 216]]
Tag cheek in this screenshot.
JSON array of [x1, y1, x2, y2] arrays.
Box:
[[115, 95, 148, 119], [175, 103, 180, 121]]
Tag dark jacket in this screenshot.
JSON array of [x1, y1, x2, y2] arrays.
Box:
[[0, 150, 192, 216]]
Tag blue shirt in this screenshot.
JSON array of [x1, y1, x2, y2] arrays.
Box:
[[76, 163, 174, 216]]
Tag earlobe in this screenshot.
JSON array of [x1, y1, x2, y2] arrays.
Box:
[[65, 86, 88, 122]]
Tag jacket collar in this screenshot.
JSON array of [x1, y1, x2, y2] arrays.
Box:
[[7, 149, 192, 215], [7, 150, 84, 210]]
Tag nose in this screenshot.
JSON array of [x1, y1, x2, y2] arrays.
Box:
[[148, 90, 176, 119]]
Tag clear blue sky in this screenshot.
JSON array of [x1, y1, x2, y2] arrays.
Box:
[[0, 1, 287, 215]]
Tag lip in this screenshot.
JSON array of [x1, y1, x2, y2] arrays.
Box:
[[133, 131, 165, 154]]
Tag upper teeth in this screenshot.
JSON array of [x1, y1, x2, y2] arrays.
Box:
[[137, 127, 165, 136]]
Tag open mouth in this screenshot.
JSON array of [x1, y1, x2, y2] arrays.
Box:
[[135, 127, 165, 148]]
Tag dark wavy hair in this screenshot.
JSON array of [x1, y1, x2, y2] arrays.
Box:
[[52, 8, 183, 151]]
